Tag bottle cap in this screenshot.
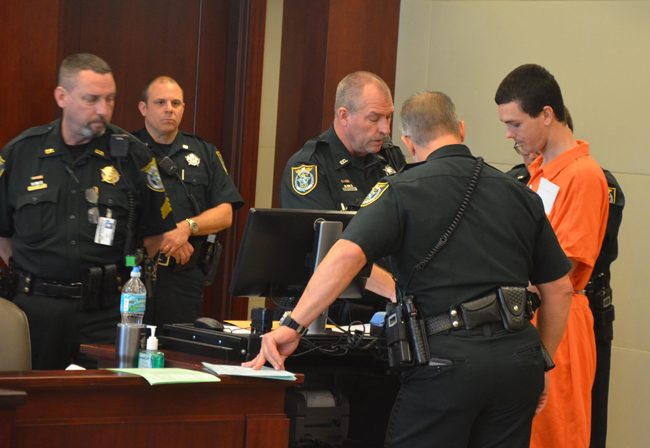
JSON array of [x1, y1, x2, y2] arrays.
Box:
[[131, 266, 141, 277], [146, 325, 158, 350]]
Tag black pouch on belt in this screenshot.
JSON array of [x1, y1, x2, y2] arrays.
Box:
[[83, 267, 103, 311], [497, 286, 527, 331], [458, 294, 501, 329], [102, 264, 118, 309]]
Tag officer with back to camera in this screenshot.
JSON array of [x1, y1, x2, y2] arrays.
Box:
[[133, 76, 243, 326], [0, 53, 176, 370], [245, 91, 574, 448]]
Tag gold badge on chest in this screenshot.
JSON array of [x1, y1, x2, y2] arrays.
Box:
[[185, 153, 201, 167], [100, 165, 120, 185]]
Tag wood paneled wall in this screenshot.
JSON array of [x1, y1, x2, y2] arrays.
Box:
[[0, 0, 266, 319], [272, 0, 401, 207], [1, 0, 401, 318]]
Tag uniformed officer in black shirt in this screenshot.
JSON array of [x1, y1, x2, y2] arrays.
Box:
[[280, 71, 406, 211], [0, 53, 177, 369], [505, 108, 625, 448], [133, 76, 243, 325], [245, 91, 574, 448]]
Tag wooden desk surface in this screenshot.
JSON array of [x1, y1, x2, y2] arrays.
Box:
[[0, 354, 300, 448]]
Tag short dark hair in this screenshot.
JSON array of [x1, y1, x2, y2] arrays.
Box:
[[400, 91, 461, 146], [141, 75, 182, 102], [494, 64, 565, 122], [58, 53, 112, 90], [564, 106, 574, 132]]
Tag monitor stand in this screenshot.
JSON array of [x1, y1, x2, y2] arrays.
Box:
[[307, 220, 342, 335]]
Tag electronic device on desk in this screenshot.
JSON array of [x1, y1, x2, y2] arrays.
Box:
[[229, 208, 371, 334], [158, 321, 260, 362]]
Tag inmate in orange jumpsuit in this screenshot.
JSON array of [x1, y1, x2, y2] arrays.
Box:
[[528, 141, 609, 448]]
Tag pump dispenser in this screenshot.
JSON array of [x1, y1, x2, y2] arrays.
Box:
[[138, 325, 165, 368]]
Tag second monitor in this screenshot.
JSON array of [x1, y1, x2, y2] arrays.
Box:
[[230, 208, 370, 333]]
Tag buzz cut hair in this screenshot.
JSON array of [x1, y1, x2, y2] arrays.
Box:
[[400, 91, 461, 147], [334, 71, 392, 114], [141, 75, 183, 103], [58, 53, 112, 90]]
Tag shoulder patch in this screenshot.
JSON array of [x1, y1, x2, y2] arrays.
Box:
[[291, 164, 318, 195], [142, 158, 165, 192], [361, 182, 390, 207], [215, 150, 228, 174], [0, 154, 5, 178], [608, 187, 616, 205]]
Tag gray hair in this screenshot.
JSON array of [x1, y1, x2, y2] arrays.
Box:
[[334, 71, 391, 114], [400, 91, 461, 146]]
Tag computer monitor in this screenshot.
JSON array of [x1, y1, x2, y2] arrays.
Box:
[[229, 208, 369, 333]]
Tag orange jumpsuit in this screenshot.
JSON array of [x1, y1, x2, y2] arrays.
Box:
[[528, 141, 609, 448]]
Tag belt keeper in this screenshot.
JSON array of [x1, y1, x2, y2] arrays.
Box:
[[23, 274, 32, 295], [449, 308, 461, 328]]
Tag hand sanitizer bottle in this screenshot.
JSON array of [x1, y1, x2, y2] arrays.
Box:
[[138, 325, 165, 368]]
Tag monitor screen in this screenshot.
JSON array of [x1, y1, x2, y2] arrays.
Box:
[[229, 208, 368, 299]]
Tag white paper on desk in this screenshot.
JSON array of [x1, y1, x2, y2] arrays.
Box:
[[536, 177, 560, 215], [202, 362, 297, 381]]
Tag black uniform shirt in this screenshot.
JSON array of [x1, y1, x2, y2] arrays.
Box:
[[506, 162, 530, 184], [132, 129, 244, 219], [280, 127, 406, 211], [0, 120, 176, 282], [343, 144, 571, 318]]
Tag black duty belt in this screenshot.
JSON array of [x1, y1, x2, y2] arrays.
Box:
[[425, 292, 503, 336], [16, 273, 83, 299]]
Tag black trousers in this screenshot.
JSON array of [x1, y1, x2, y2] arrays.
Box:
[[385, 324, 544, 448], [148, 265, 204, 326], [14, 292, 119, 370], [590, 338, 612, 448]]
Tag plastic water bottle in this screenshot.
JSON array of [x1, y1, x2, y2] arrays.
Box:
[[120, 266, 146, 324]]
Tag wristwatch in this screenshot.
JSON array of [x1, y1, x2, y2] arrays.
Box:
[[185, 218, 199, 235], [279, 311, 308, 336]]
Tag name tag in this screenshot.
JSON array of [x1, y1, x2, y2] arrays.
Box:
[[94, 216, 116, 246], [536, 178, 560, 215]]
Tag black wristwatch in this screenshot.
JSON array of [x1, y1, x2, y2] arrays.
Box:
[[279, 311, 308, 336]]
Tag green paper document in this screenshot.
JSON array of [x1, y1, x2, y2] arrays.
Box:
[[202, 362, 297, 381], [108, 367, 221, 385]]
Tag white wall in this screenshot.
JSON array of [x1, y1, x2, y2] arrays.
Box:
[[395, 1, 650, 447], [248, 0, 284, 315]]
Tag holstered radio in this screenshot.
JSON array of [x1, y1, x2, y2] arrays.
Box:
[[385, 295, 430, 371]]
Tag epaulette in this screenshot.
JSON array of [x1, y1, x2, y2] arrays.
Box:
[[400, 161, 425, 171], [300, 137, 328, 158], [5, 121, 57, 147], [178, 131, 217, 150]]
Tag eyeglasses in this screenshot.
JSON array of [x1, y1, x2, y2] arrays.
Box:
[[86, 187, 99, 224]]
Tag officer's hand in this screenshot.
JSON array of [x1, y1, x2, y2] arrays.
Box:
[[241, 326, 301, 371], [536, 371, 551, 415], [160, 222, 192, 255], [170, 241, 194, 265]]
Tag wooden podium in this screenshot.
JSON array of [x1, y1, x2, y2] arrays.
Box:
[[0, 356, 299, 448]]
